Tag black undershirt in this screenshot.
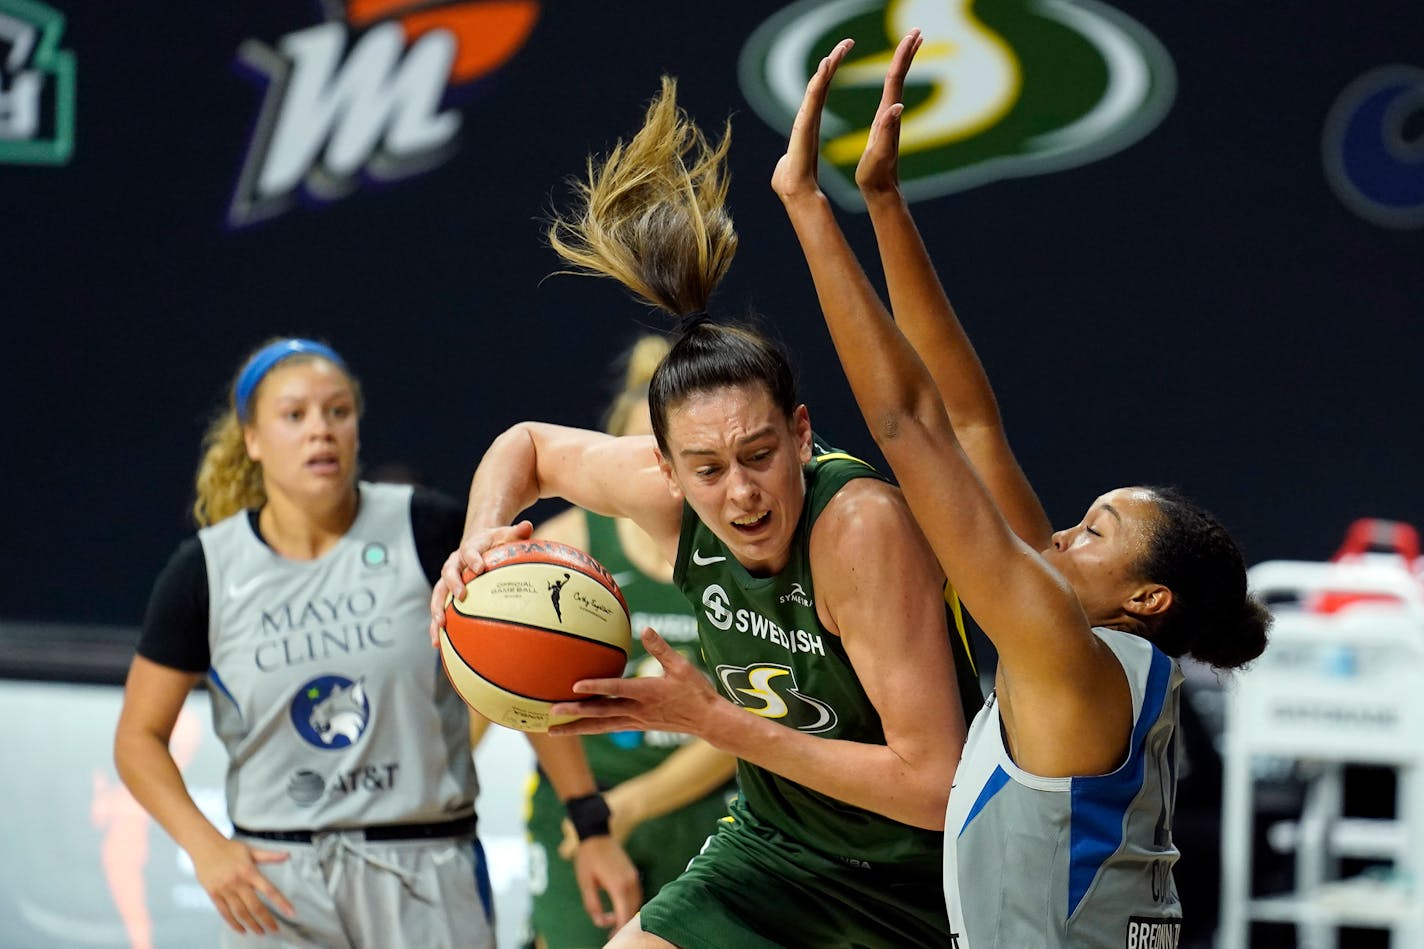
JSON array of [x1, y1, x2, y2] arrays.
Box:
[[136, 486, 464, 673]]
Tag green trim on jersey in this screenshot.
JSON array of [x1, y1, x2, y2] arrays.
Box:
[[672, 442, 977, 869]]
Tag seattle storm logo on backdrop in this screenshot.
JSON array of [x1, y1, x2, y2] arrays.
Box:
[[739, 0, 1175, 208], [0, 0, 75, 166], [291, 675, 371, 748], [229, 0, 539, 226]]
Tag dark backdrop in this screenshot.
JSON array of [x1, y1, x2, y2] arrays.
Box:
[[4, 1, 1421, 626]]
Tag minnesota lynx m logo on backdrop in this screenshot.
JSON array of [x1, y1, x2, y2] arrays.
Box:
[[0, 0, 75, 166], [230, 0, 539, 226], [740, 0, 1175, 208]]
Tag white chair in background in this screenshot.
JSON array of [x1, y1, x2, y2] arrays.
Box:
[[1218, 560, 1424, 949]]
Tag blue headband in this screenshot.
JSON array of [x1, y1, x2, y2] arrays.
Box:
[[235, 338, 347, 421]]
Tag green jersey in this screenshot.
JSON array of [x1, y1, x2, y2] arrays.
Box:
[[673, 443, 980, 870]]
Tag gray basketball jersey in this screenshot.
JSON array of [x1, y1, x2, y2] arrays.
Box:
[[199, 481, 476, 830], [943, 627, 1183, 949]]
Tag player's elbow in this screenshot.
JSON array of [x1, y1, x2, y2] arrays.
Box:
[[904, 781, 950, 831], [891, 763, 952, 830]]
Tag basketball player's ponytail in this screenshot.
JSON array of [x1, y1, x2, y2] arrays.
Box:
[[546, 75, 737, 320], [548, 77, 797, 453], [1133, 486, 1272, 671], [193, 412, 264, 527]]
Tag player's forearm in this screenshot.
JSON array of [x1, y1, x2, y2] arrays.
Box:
[[862, 193, 1002, 431], [525, 731, 599, 800], [781, 193, 946, 435], [610, 739, 736, 826], [698, 698, 950, 830], [863, 195, 1053, 547], [464, 424, 544, 532], [114, 728, 228, 855]]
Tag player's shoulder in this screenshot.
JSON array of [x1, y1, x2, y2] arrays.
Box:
[[811, 477, 919, 565]]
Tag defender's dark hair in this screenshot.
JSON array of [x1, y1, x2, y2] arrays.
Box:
[[1133, 486, 1271, 670], [547, 76, 798, 451]]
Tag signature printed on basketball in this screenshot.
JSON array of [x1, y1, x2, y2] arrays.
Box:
[[691, 549, 727, 566]]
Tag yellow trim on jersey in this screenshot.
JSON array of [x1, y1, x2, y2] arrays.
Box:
[[813, 450, 872, 467], [522, 770, 539, 824], [944, 582, 977, 677]]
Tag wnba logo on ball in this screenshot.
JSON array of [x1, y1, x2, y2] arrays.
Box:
[[229, 0, 540, 226], [290, 675, 371, 749]]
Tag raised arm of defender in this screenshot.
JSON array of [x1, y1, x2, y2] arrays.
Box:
[[773, 36, 1121, 734]]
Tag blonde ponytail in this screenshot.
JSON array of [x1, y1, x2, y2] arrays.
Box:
[[547, 76, 737, 317], [192, 411, 264, 527]]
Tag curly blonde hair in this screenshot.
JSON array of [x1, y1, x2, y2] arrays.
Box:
[[547, 76, 737, 317]]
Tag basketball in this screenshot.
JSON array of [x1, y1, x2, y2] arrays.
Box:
[[440, 539, 632, 732]]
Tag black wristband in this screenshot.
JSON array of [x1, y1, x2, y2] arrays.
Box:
[[564, 792, 612, 841]]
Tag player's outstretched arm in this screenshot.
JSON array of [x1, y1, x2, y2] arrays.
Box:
[[114, 656, 296, 935], [855, 30, 1051, 549], [773, 36, 1091, 679]]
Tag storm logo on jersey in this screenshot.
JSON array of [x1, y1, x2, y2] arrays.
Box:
[[717, 662, 839, 733], [290, 674, 371, 748]]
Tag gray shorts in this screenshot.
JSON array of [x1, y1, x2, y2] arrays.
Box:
[[226, 826, 494, 949]]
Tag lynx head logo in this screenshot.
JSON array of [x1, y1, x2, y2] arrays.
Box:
[[291, 674, 371, 749], [230, 0, 540, 226], [739, 0, 1175, 208]]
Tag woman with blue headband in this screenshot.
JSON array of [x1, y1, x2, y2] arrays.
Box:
[[113, 338, 639, 947]]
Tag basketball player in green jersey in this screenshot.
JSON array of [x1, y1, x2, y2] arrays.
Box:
[[432, 78, 981, 947], [470, 335, 738, 949]]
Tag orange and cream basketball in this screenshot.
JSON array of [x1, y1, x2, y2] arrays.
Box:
[[440, 540, 632, 732]]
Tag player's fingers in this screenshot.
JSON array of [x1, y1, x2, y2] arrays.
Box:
[[549, 714, 639, 736], [237, 887, 280, 935], [638, 627, 676, 659], [225, 889, 265, 936], [210, 894, 245, 935], [794, 39, 852, 148], [883, 29, 921, 104], [246, 863, 297, 918], [570, 675, 633, 696], [574, 867, 611, 928], [607, 869, 642, 929], [440, 551, 467, 599]]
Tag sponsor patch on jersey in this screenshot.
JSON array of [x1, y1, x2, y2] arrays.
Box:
[[361, 542, 388, 568], [287, 768, 326, 805], [1126, 915, 1182, 949], [290, 674, 370, 749]]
